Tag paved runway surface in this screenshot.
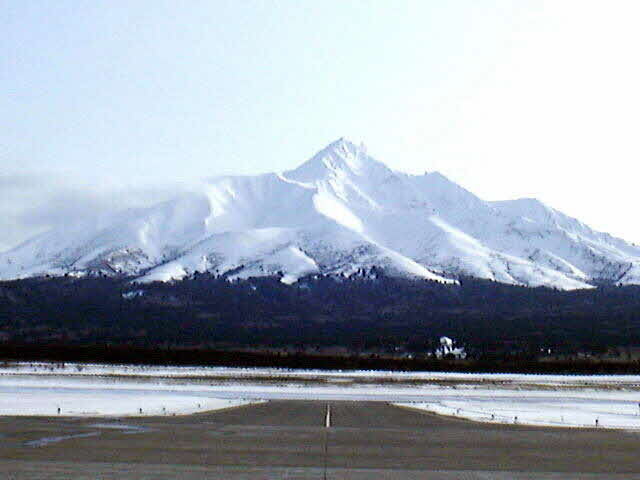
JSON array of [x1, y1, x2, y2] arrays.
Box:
[[1, 400, 639, 479]]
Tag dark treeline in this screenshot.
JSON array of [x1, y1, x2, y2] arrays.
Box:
[[2, 343, 640, 374], [1, 272, 640, 369]]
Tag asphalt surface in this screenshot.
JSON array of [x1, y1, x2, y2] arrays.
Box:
[[0, 400, 639, 479]]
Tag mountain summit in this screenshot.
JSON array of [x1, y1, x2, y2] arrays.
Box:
[[2, 139, 640, 289], [285, 138, 388, 183]]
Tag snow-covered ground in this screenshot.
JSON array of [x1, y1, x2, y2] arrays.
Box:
[[2, 362, 640, 428], [395, 390, 640, 429], [0, 362, 260, 416], [3, 361, 640, 387], [0, 387, 253, 417]]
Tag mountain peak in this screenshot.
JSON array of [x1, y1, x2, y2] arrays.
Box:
[[325, 136, 361, 152], [311, 137, 367, 162], [284, 137, 389, 183], [3, 138, 640, 290]]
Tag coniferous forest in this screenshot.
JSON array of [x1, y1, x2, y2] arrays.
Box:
[[2, 272, 640, 371]]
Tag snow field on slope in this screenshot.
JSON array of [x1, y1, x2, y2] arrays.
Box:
[[5, 138, 640, 289]]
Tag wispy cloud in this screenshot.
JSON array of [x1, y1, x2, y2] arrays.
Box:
[[0, 173, 188, 252]]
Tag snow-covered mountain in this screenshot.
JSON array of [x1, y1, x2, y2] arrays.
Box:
[[3, 138, 640, 290]]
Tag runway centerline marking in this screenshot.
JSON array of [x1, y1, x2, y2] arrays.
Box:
[[325, 403, 331, 428]]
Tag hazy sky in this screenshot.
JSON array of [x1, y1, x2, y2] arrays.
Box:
[[3, 0, 640, 251]]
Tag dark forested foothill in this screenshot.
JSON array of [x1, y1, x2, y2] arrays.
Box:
[[1, 272, 640, 371]]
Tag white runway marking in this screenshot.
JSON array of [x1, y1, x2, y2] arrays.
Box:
[[325, 404, 331, 428]]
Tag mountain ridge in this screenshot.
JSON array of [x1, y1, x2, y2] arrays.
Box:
[[2, 138, 640, 290]]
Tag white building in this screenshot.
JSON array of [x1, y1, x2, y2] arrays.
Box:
[[435, 336, 466, 359]]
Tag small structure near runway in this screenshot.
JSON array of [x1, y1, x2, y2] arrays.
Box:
[[435, 336, 466, 359]]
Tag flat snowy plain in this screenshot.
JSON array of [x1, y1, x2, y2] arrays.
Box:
[[2, 362, 640, 429]]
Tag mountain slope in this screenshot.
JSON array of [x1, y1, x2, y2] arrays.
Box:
[[2, 138, 640, 289]]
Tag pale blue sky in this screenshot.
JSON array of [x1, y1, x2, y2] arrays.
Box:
[[3, 1, 640, 250]]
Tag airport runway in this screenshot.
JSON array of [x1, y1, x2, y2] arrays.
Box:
[[0, 400, 639, 479]]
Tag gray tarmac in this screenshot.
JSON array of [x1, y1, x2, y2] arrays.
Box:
[[0, 400, 639, 479]]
